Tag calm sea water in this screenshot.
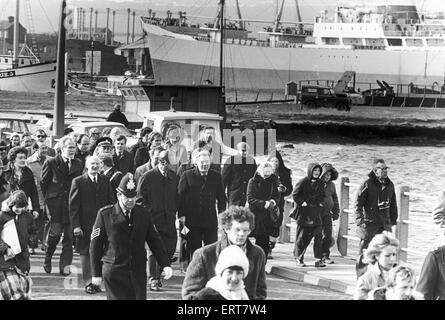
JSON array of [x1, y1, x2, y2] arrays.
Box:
[[277, 141, 445, 269]]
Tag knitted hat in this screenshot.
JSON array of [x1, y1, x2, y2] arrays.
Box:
[[215, 245, 249, 278]]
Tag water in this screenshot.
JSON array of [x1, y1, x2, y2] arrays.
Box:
[[277, 141, 445, 269]]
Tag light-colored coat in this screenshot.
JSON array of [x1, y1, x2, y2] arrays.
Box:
[[354, 262, 386, 300]]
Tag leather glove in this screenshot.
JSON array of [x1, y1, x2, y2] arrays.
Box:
[[92, 277, 102, 286], [162, 266, 173, 280], [73, 227, 83, 237]]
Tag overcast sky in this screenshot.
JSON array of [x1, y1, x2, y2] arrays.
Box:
[[0, 0, 443, 34]]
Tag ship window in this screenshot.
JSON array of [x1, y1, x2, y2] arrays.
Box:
[[121, 90, 128, 96], [387, 38, 402, 46], [21, 59, 24, 65], [5, 58, 8, 63], [139, 90, 145, 95], [133, 90, 139, 96]]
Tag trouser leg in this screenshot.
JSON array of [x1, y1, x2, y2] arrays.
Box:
[[254, 235, 270, 258], [187, 227, 204, 258], [79, 254, 92, 286], [59, 223, 73, 273], [202, 227, 218, 246], [293, 225, 313, 262], [321, 215, 333, 257], [358, 224, 385, 254], [312, 226, 323, 260], [45, 222, 62, 263]]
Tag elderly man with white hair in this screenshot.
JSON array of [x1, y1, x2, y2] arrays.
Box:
[[69, 155, 115, 294], [41, 136, 83, 276]]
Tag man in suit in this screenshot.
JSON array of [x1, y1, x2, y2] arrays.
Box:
[[89, 173, 173, 300], [41, 136, 83, 275], [136, 149, 178, 291], [99, 153, 123, 201], [113, 135, 134, 175], [222, 142, 257, 206], [69, 155, 115, 294], [178, 149, 227, 256]]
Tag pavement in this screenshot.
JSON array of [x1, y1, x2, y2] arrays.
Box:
[[28, 237, 358, 300], [266, 241, 357, 296]]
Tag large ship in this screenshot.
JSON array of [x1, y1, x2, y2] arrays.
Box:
[[122, 0, 445, 93]]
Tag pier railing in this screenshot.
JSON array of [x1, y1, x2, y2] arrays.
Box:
[[280, 176, 441, 264]]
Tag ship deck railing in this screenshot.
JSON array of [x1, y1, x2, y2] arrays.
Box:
[[280, 177, 442, 265]]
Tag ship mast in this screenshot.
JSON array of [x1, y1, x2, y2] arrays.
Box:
[[13, 0, 20, 68], [295, 0, 303, 33], [219, 0, 225, 90], [274, 0, 285, 32], [234, 0, 244, 29]]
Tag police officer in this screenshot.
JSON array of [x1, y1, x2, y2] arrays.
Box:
[[89, 173, 173, 300]]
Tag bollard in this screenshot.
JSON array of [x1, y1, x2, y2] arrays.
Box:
[[280, 199, 293, 243], [396, 186, 410, 263], [337, 177, 350, 257]]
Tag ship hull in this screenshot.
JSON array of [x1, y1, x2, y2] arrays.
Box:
[[0, 62, 57, 93], [142, 24, 445, 92]]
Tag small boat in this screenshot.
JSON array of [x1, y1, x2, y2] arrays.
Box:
[[0, 0, 56, 93]]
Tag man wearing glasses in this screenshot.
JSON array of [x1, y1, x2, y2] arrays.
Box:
[[33, 129, 56, 157], [355, 158, 398, 253]]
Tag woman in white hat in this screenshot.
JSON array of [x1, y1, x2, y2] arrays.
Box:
[[192, 245, 250, 300]]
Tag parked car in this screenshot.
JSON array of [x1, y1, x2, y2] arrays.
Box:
[[0, 114, 31, 141], [68, 121, 138, 149], [298, 85, 351, 111]]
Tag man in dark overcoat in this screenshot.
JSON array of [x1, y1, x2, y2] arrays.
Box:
[[106, 104, 129, 127], [89, 173, 173, 300], [113, 135, 134, 175], [136, 149, 178, 291], [222, 142, 257, 206], [69, 155, 115, 293], [41, 136, 83, 275], [182, 206, 267, 300], [178, 149, 227, 256]]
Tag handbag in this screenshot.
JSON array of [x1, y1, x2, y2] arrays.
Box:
[[269, 205, 280, 223], [289, 204, 300, 220]]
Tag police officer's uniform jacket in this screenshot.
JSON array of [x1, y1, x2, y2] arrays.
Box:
[[89, 202, 170, 300]]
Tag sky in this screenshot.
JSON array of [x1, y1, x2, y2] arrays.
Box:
[[0, 0, 444, 36]]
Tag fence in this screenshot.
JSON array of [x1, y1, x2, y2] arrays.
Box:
[[280, 176, 441, 264]]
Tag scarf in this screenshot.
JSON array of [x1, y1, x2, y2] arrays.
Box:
[[205, 276, 249, 300]]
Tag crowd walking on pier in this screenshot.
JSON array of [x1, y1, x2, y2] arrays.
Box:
[[0, 117, 444, 301]]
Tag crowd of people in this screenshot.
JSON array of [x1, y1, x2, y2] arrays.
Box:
[[0, 121, 443, 301]]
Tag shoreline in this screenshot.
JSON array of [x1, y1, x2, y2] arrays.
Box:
[[2, 90, 445, 145]]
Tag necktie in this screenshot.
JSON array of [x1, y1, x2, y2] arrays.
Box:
[[93, 176, 97, 184], [67, 159, 71, 170]]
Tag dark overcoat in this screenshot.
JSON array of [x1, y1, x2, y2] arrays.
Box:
[[221, 154, 257, 206], [182, 232, 267, 300], [178, 167, 226, 229], [247, 172, 279, 236], [113, 150, 134, 175], [89, 203, 170, 300], [104, 167, 123, 201], [136, 167, 178, 258], [40, 155, 83, 224], [69, 173, 115, 254], [133, 146, 150, 169], [2, 166, 39, 211]]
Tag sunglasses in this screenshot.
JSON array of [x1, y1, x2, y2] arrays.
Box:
[[36, 135, 46, 138]]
